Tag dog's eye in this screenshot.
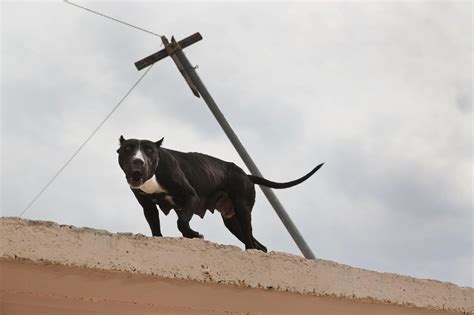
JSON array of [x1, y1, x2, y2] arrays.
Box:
[[145, 147, 154, 154], [124, 146, 133, 151]]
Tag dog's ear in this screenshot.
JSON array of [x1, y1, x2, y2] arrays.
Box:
[[117, 135, 126, 153], [155, 137, 164, 147], [119, 135, 126, 145]]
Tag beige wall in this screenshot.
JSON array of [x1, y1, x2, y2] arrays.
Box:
[[1, 217, 472, 313]]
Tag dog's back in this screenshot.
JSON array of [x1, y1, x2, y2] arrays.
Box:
[[160, 148, 240, 194]]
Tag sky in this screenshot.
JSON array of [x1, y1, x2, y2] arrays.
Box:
[[1, 1, 472, 287]]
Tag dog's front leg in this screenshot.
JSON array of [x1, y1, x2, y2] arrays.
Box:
[[133, 190, 162, 237], [143, 206, 162, 237], [167, 168, 203, 238], [177, 194, 203, 238]]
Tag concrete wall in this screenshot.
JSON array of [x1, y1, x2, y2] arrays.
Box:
[[1, 217, 472, 313]]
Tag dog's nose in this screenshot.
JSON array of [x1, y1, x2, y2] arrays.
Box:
[[132, 158, 144, 166]]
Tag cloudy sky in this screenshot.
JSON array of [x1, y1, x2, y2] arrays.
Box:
[[1, 1, 472, 287]]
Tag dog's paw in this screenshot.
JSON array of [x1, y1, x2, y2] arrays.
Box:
[[195, 233, 204, 239]]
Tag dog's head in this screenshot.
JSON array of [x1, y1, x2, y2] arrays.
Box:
[[117, 135, 164, 188]]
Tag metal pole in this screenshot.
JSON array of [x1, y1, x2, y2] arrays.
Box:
[[171, 40, 316, 259]]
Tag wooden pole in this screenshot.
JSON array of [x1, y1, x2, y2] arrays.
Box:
[[135, 34, 316, 259]]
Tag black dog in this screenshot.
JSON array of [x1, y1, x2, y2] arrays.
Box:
[[117, 136, 323, 252]]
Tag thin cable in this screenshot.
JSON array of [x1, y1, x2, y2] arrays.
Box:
[[64, 0, 163, 38], [18, 64, 155, 218]]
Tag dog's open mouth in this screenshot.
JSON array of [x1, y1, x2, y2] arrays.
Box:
[[128, 170, 144, 187]]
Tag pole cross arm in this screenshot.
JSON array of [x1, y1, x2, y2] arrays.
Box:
[[135, 33, 202, 98], [134, 32, 203, 70]]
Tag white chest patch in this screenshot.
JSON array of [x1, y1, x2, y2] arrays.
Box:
[[137, 175, 167, 194]]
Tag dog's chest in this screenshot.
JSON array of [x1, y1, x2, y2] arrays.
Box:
[[138, 175, 167, 194]]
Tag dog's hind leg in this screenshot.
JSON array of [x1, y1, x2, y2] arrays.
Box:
[[222, 215, 245, 242], [233, 202, 262, 251], [252, 237, 267, 252], [222, 215, 267, 252]]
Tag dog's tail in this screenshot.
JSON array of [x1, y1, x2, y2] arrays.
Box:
[[248, 163, 324, 189]]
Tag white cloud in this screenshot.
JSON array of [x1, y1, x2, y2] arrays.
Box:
[[1, 1, 471, 287]]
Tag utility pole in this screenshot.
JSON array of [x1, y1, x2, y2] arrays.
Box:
[[135, 33, 316, 259]]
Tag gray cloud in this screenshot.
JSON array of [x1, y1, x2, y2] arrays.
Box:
[[1, 1, 471, 287], [457, 93, 472, 114]]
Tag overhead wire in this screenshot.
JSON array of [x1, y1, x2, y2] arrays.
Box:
[[19, 1, 163, 217], [64, 0, 163, 38], [18, 63, 154, 218]]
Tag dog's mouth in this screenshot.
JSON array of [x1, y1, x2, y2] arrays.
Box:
[[127, 170, 144, 188]]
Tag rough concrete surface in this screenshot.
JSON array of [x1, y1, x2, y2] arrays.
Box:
[[1, 217, 472, 313]]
